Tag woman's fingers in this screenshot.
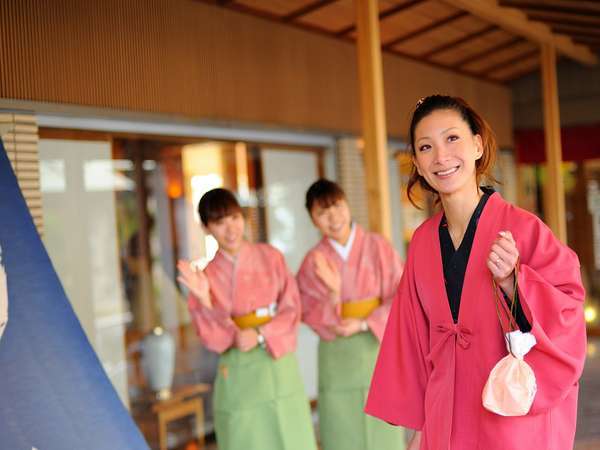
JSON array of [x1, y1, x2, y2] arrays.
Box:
[[177, 275, 190, 290]]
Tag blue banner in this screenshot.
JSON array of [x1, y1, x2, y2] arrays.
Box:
[[0, 141, 149, 450]]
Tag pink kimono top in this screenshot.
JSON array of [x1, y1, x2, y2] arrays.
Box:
[[365, 192, 587, 450], [187, 242, 301, 359], [296, 224, 404, 342]]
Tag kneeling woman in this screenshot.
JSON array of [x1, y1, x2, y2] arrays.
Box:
[[178, 188, 317, 450]]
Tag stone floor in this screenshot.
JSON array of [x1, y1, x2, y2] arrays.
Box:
[[574, 339, 600, 449]]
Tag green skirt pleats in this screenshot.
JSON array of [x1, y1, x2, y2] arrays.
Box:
[[213, 347, 317, 450], [318, 332, 405, 450]]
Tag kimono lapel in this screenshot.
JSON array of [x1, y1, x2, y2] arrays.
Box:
[[428, 192, 500, 325], [456, 192, 500, 325], [423, 192, 500, 450], [345, 224, 365, 268]]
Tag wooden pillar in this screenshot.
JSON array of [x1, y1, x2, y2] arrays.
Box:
[[354, 0, 392, 239], [133, 147, 157, 333], [540, 43, 567, 243]]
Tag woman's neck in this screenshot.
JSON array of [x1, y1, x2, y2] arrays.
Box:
[[332, 223, 353, 246], [440, 185, 483, 245]]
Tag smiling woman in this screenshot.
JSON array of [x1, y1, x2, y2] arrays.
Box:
[[365, 95, 587, 450]]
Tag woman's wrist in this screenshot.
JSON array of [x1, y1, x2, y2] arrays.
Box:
[[498, 273, 516, 299]]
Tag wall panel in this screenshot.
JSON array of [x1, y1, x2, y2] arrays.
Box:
[[0, 0, 512, 146]]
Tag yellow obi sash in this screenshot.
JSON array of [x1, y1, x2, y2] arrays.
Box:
[[341, 297, 381, 319], [232, 302, 277, 329]]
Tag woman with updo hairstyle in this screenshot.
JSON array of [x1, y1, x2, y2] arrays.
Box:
[[365, 95, 586, 450]]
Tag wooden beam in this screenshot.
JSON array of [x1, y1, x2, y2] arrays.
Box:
[[478, 48, 538, 75], [453, 36, 522, 67], [283, 0, 338, 22], [551, 24, 600, 38], [573, 37, 600, 46], [354, 0, 392, 239], [383, 11, 468, 49], [335, 0, 423, 36], [440, 0, 597, 65], [537, 17, 600, 31], [523, 10, 600, 26], [500, 0, 600, 16], [492, 59, 540, 81], [540, 43, 567, 242], [421, 24, 497, 59]]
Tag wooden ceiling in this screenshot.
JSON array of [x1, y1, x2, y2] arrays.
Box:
[[202, 0, 598, 83]]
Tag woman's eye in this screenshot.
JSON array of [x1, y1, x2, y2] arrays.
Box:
[[448, 135, 459, 142], [418, 144, 430, 152]]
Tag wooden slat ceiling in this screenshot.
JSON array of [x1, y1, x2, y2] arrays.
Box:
[[201, 0, 599, 83]]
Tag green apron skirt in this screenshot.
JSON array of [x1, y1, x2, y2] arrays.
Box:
[[318, 332, 405, 450], [213, 346, 317, 450]]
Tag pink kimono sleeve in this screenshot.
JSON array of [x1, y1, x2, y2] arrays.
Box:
[[366, 237, 404, 342], [296, 252, 339, 341], [259, 251, 301, 359], [187, 294, 237, 354], [515, 220, 587, 415], [365, 240, 430, 429]]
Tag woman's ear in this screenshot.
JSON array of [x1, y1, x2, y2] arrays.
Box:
[[474, 134, 484, 160], [412, 154, 422, 176]]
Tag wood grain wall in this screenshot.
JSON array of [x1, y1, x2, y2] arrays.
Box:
[[0, 0, 513, 146]]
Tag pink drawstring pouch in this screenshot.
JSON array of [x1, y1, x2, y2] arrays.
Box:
[[482, 265, 537, 416]]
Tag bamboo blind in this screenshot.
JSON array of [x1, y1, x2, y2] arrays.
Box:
[[0, 112, 44, 236]]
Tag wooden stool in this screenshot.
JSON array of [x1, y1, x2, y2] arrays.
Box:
[[151, 384, 211, 450]]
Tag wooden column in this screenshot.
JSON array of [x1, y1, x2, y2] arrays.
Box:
[[354, 0, 392, 239], [540, 43, 567, 243]]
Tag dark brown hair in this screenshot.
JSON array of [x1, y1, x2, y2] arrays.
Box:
[[198, 188, 242, 226], [305, 178, 346, 213], [407, 95, 497, 207]]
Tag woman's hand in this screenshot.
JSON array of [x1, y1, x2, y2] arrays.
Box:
[[235, 328, 258, 352], [332, 318, 362, 337], [486, 231, 519, 297], [407, 430, 421, 450], [314, 251, 341, 304], [177, 259, 212, 309]]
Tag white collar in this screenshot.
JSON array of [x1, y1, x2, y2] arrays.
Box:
[[328, 223, 356, 261]]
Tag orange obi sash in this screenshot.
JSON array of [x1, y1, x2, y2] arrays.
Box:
[[232, 302, 277, 329], [341, 297, 381, 319]]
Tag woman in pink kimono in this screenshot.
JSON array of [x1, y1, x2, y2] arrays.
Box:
[[365, 95, 587, 450], [177, 188, 317, 450], [296, 179, 405, 450]]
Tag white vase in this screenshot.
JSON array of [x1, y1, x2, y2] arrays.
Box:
[[142, 327, 175, 400]]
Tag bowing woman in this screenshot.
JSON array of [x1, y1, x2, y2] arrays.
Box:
[[178, 188, 317, 450], [365, 95, 587, 450], [297, 179, 405, 450]]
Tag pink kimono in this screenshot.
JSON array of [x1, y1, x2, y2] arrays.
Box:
[[365, 192, 587, 450], [296, 224, 403, 342], [188, 242, 300, 359]]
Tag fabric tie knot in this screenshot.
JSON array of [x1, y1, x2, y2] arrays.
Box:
[[435, 323, 472, 350]]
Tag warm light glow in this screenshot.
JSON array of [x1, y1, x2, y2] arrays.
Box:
[[235, 142, 250, 204], [585, 306, 598, 323], [588, 342, 597, 358], [167, 181, 182, 198]]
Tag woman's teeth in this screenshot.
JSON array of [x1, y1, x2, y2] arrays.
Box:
[[435, 167, 458, 177]]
